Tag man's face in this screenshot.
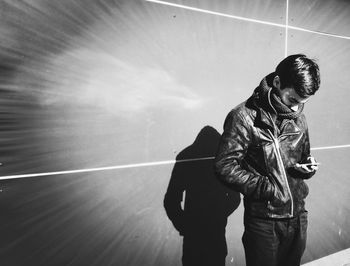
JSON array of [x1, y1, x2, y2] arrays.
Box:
[[278, 87, 310, 110], [273, 75, 310, 110]]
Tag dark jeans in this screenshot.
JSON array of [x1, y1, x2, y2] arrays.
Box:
[[242, 211, 308, 266]]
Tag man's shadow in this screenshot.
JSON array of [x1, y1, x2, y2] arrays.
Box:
[[164, 126, 241, 266]]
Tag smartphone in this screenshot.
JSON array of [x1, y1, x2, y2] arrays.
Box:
[[295, 162, 321, 167]]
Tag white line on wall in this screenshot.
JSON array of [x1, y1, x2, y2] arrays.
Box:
[[145, 0, 350, 41], [145, 0, 287, 28], [0, 145, 349, 180], [285, 0, 289, 57], [311, 144, 350, 151], [0, 157, 213, 180]]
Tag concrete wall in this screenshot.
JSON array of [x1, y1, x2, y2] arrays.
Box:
[[0, 0, 349, 265]]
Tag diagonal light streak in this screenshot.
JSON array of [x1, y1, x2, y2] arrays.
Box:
[[288, 25, 350, 40], [311, 144, 350, 151], [0, 144, 350, 180], [0, 157, 214, 180], [145, 0, 286, 28], [145, 0, 350, 41]]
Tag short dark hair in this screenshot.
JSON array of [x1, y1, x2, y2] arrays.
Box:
[[275, 54, 320, 97]]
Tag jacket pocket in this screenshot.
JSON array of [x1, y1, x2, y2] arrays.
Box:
[[268, 178, 290, 207]]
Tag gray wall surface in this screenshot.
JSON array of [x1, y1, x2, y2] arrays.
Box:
[[0, 0, 349, 265]]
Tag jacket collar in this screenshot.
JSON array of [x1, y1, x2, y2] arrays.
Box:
[[246, 73, 301, 135], [246, 73, 276, 131]]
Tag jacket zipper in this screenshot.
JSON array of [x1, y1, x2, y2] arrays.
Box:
[[267, 129, 294, 217]]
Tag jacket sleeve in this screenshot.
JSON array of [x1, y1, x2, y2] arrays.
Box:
[[214, 110, 274, 200], [298, 121, 317, 179]]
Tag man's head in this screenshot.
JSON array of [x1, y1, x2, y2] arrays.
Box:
[[272, 54, 320, 109]]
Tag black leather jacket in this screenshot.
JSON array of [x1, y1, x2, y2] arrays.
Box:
[[215, 79, 316, 219]]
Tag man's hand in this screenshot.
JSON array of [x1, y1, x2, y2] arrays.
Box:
[[294, 156, 320, 173]]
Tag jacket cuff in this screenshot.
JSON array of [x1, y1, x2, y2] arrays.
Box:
[[287, 167, 316, 179]]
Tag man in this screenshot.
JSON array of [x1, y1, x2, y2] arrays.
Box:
[[214, 54, 320, 266]]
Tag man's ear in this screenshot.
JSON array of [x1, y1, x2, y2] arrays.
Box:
[[273, 75, 281, 89]]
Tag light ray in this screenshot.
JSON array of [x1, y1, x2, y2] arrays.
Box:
[[0, 143, 349, 180], [145, 0, 350, 41]]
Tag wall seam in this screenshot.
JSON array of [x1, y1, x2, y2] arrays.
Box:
[[285, 0, 289, 57], [1, 144, 350, 180], [145, 0, 350, 41]]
